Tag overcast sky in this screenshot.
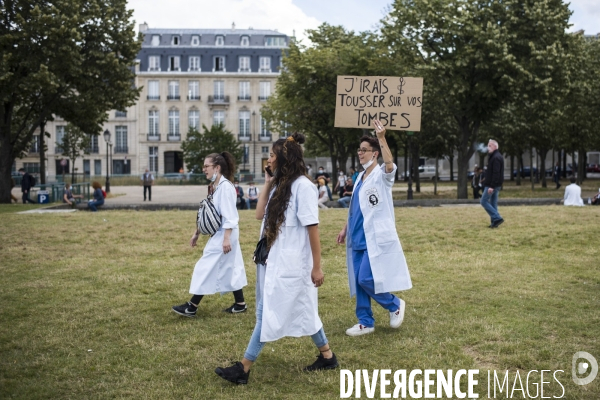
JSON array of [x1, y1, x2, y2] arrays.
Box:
[[128, 0, 599, 42]]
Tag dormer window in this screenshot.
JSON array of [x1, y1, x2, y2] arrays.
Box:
[[191, 35, 200, 46], [172, 35, 180, 45], [151, 35, 160, 46], [240, 36, 249, 46], [215, 35, 224, 46]]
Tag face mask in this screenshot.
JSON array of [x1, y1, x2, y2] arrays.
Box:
[[210, 172, 217, 182], [361, 155, 376, 170], [69, 186, 72, 190], [319, 169, 324, 173], [339, 172, 344, 175]]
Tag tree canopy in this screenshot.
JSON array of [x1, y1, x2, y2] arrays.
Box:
[[181, 124, 243, 173]]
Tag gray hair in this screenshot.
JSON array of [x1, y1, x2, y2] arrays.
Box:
[[488, 139, 499, 150]]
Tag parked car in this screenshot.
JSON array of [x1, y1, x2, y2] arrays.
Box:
[[513, 167, 538, 178], [401, 165, 439, 180], [586, 164, 600, 173], [546, 164, 574, 177]]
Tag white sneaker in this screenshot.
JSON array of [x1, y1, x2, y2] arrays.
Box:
[[345, 323, 375, 337], [390, 300, 405, 328]]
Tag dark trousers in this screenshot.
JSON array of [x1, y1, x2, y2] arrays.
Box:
[[191, 289, 245, 305], [473, 186, 481, 199], [143, 185, 151, 201], [22, 191, 35, 204]]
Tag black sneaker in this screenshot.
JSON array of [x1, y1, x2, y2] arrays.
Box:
[[491, 218, 504, 228], [222, 303, 247, 313], [172, 301, 197, 317], [303, 352, 339, 371], [215, 361, 250, 384]]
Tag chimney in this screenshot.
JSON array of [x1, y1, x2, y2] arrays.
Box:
[[139, 22, 148, 32], [232, 22, 236, 30]]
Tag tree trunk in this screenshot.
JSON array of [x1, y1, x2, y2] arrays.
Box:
[[539, 148, 548, 188], [455, 119, 478, 199], [403, 143, 408, 181], [510, 155, 514, 181], [577, 148, 586, 185], [449, 153, 454, 181], [40, 121, 46, 185], [530, 148, 534, 191], [434, 155, 439, 195], [562, 150, 567, 178], [516, 154, 523, 186], [0, 134, 14, 204]]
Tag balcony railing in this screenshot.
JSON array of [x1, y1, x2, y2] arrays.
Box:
[[147, 95, 160, 100], [167, 95, 181, 100], [55, 147, 63, 154], [258, 96, 270, 101], [208, 95, 230, 104], [167, 134, 181, 142], [86, 146, 99, 154], [238, 95, 251, 101], [259, 133, 272, 142], [259, 68, 272, 73], [187, 95, 200, 100], [147, 134, 161, 141], [114, 146, 128, 154], [238, 133, 251, 142]]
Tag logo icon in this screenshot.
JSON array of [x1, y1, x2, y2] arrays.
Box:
[[572, 351, 598, 385]]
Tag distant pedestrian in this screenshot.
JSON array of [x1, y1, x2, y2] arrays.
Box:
[[480, 140, 504, 228], [314, 167, 332, 200], [562, 177, 584, 206], [18, 168, 35, 204], [334, 169, 347, 198], [234, 180, 247, 210], [317, 178, 329, 209], [471, 167, 482, 199], [10, 177, 18, 203], [88, 181, 105, 212], [141, 169, 154, 201], [553, 161, 561, 190], [247, 182, 259, 209], [337, 178, 354, 208]]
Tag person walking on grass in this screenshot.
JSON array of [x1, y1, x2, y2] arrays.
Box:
[[172, 152, 248, 317], [480, 139, 505, 228], [19, 168, 35, 204], [553, 161, 561, 190], [215, 133, 338, 385], [336, 120, 412, 337]]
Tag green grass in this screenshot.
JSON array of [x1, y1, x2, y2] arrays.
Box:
[[1, 207, 599, 399]]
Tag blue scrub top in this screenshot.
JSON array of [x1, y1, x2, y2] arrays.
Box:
[[348, 179, 367, 250]]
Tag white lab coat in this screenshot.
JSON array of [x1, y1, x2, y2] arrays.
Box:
[[189, 178, 247, 294], [346, 163, 412, 296], [563, 183, 584, 206], [257, 176, 323, 342]]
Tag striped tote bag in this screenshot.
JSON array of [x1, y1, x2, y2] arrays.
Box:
[[196, 194, 222, 236]]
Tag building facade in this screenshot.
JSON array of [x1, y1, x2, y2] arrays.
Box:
[[14, 24, 289, 181]]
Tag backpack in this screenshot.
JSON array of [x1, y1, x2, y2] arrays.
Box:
[[102, 189, 107, 199], [29, 175, 36, 187]]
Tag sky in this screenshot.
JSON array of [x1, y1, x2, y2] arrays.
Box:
[[127, 0, 599, 42]]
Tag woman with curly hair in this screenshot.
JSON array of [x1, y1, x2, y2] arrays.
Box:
[[215, 133, 338, 385], [88, 181, 104, 212], [171, 152, 248, 317]]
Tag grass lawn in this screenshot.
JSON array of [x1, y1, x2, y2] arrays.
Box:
[[1, 206, 599, 399]]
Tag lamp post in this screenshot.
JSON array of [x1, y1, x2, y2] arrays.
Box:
[[103, 129, 111, 193], [252, 111, 256, 179], [406, 131, 414, 200]]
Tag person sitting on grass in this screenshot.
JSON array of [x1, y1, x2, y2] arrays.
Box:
[[63, 183, 84, 207], [562, 177, 584, 206], [88, 181, 105, 212], [337, 177, 354, 208]]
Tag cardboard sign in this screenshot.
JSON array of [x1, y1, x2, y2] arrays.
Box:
[[334, 76, 423, 131]]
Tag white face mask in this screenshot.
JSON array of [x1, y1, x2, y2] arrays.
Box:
[[69, 186, 72, 190], [210, 172, 217, 182], [361, 155, 376, 170]]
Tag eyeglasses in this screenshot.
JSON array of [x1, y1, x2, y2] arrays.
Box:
[[357, 148, 374, 154], [203, 164, 215, 168]]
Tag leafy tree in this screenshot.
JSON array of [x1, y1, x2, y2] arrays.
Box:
[[55, 124, 91, 184], [381, 0, 572, 198], [0, 0, 141, 203], [182, 124, 243, 173]]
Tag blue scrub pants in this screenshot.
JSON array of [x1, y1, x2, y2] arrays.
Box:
[[352, 249, 400, 327]]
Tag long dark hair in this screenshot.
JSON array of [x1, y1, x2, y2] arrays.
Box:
[[207, 151, 236, 184], [264, 132, 307, 249]]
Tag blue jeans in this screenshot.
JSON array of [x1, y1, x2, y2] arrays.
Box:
[[88, 200, 104, 212], [480, 186, 502, 223], [243, 295, 328, 362], [352, 249, 400, 327], [338, 196, 351, 208]]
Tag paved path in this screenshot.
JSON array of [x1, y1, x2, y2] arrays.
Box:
[[107, 185, 209, 205]]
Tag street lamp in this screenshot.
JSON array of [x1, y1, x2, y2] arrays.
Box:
[[103, 129, 111, 193], [252, 111, 256, 179], [406, 131, 414, 200]]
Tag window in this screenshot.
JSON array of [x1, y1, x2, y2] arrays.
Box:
[[115, 126, 128, 153], [169, 110, 180, 135], [191, 35, 200, 46], [240, 36, 249, 46], [260, 116, 270, 136], [261, 146, 269, 153], [56, 126, 65, 153], [149, 56, 160, 71], [148, 80, 159, 100], [259, 56, 271, 72], [23, 162, 40, 173], [169, 56, 180, 71], [214, 56, 225, 72], [83, 160, 90, 175], [151, 35, 160, 46], [188, 110, 200, 130], [168, 80, 180, 100], [148, 110, 159, 135], [265, 37, 286, 47], [214, 80, 224, 100], [94, 160, 102, 175], [215, 35, 224, 46], [239, 111, 250, 137], [238, 56, 250, 72], [172, 35, 180, 45], [30, 135, 40, 153], [149, 147, 158, 173], [87, 134, 99, 153], [188, 81, 199, 100], [115, 110, 127, 118], [112, 160, 131, 175], [259, 81, 271, 100], [189, 56, 200, 71], [238, 81, 250, 100], [213, 110, 225, 126]]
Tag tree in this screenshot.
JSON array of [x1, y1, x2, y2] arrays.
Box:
[[0, 0, 141, 203], [55, 124, 91, 184], [181, 124, 243, 173], [381, 0, 572, 198]]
